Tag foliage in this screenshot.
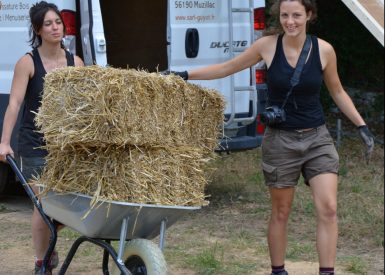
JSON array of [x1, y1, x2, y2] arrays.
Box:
[[0, 203, 7, 213], [311, 0, 384, 92], [265, 0, 384, 91]]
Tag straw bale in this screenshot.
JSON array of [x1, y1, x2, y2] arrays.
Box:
[[34, 66, 225, 207], [36, 66, 225, 152], [37, 145, 211, 207]]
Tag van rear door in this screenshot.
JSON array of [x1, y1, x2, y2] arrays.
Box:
[[0, 0, 76, 190], [0, 0, 76, 100], [0, 2, 33, 101], [0, 1, 34, 154], [0, 0, 76, 145], [78, 0, 107, 66], [97, 0, 168, 71], [169, 1, 256, 115]]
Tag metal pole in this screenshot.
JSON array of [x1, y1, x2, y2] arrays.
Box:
[[159, 219, 167, 251], [118, 217, 129, 262], [225, 0, 236, 126], [336, 118, 342, 149]]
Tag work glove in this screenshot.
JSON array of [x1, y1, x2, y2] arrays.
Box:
[[357, 125, 374, 164], [161, 70, 189, 80]]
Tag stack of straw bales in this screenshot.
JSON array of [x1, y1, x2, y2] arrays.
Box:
[[35, 66, 225, 207]]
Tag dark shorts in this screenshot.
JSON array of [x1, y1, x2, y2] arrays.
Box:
[[16, 156, 64, 226], [261, 125, 339, 188], [16, 156, 46, 182]]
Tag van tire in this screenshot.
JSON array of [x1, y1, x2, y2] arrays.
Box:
[[0, 162, 10, 194], [111, 238, 167, 275]]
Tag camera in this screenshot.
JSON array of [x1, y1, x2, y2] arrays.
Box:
[[261, 106, 286, 125]]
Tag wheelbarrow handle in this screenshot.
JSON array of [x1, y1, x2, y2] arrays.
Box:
[[6, 154, 42, 208], [6, 154, 29, 187], [5, 154, 50, 214], [5, 154, 58, 274]]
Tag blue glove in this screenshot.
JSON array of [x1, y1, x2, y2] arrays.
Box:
[[357, 125, 374, 164]]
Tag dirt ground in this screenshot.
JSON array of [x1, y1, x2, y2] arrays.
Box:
[[0, 195, 383, 275]]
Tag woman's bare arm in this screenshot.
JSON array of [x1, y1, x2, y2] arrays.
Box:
[[188, 36, 274, 80], [0, 55, 33, 159]]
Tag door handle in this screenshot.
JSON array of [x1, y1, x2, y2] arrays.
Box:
[[185, 28, 199, 58], [96, 37, 106, 53]]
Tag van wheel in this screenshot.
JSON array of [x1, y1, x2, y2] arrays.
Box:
[[0, 162, 10, 194], [111, 239, 167, 275]]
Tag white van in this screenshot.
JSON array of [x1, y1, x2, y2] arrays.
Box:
[[0, 0, 267, 190]]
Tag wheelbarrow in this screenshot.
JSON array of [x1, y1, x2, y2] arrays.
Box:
[[6, 155, 200, 275]]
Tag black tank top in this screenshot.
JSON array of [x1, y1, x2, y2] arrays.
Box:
[[18, 48, 75, 157], [266, 34, 325, 130]]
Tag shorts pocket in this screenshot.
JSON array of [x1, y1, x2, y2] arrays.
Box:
[[319, 126, 334, 143], [262, 161, 277, 183]]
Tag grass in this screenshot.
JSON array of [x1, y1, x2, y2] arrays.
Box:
[[176, 131, 383, 274], [336, 138, 384, 249], [187, 243, 224, 274], [286, 241, 316, 261], [345, 256, 369, 275], [59, 227, 81, 239], [0, 203, 7, 213]]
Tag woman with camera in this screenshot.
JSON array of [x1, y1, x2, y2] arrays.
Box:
[[169, 1, 374, 274]]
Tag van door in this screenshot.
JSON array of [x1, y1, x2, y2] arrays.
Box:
[[98, 0, 168, 71], [78, 0, 107, 66], [0, 2, 34, 103], [169, 0, 255, 111], [168, 0, 259, 150], [0, 0, 77, 92], [0, 1, 34, 170], [0, 0, 77, 190], [0, 0, 76, 127]]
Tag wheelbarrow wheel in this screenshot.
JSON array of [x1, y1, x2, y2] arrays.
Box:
[[111, 238, 167, 275]]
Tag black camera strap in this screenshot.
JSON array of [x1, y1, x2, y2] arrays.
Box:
[[280, 35, 312, 110]]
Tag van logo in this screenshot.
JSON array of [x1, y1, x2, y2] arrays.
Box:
[[0, 2, 29, 11], [210, 41, 248, 53]]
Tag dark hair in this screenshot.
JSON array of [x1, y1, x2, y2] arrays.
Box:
[[264, 0, 318, 35], [28, 1, 66, 47]]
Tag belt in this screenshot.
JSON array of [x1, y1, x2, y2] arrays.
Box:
[[293, 128, 316, 133], [268, 125, 324, 133]]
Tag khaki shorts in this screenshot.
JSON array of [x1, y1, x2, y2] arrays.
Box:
[[261, 125, 339, 188]]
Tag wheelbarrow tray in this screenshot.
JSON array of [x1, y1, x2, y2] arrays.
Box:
[[41, 191, 200, 240]]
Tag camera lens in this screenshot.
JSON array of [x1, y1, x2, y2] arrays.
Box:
[[261, 106, 285, 125]]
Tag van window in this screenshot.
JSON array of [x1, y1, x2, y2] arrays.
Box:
[[99, 0, 168, 72]]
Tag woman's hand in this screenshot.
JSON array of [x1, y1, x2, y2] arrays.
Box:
[[357, 125, 375, 164], [0, 143, 14, 162]]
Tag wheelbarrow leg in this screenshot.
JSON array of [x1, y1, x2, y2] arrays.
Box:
[[58, 236, 87, 275], [58, 236, 132, 275], [6, 155, 57, 275], [117, 217, 129, 261], [159, 219, 167, 251], [102, 240, 111, 275]]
